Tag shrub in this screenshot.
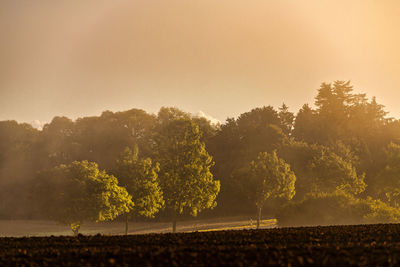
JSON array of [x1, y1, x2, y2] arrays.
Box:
[[277, 191, 400, 227]]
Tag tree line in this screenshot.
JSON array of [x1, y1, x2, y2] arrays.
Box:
[[1, 80, 400, 232]]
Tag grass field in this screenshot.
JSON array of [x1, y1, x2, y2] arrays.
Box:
[[0, 217, 276, 237], [1, 223, 399, 266]]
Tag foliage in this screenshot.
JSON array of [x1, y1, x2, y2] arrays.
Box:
[[207, 107, 288, 215], [278, 140, 366, 200], [113, 146, 164, 218], [278, 103, 295, 136], [73, 109, 157, 169], [248, 151, 296, 228], [0, 120, 40, 183], [32, 161, 133, 234], [249, 151, 296, 208], [155, 118, 220, 218], [309, 150, 366, 195], [277, 191, 400, 227], [2, 80, 400, 222], [372, 143, 400, 207], [292, 104, 318, 143]]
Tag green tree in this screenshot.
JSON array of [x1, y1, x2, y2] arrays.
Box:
[[249, 151, 296, 228], [276, 191, 400, 227], [309, 151, 366, 195], [208, 107, 287, 216], [155, 117, 220, 232], [372, 143, 400, 207], [113, 146, 164, 235], [278, 141, 366, 200], [33, 161, 133, 235], [192, 116, 220, 144]]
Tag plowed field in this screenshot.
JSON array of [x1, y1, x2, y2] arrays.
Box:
[[1, 224, 399, 266]]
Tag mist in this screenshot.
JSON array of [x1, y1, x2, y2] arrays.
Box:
[[2, 1, 400, 236]]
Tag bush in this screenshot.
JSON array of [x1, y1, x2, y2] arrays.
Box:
[[277, 191, 400, 227]]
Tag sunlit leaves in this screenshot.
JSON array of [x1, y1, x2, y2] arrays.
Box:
[[249, 151, 296, 209], [155, 117, 220, 217], [33, 160, 133, 234], [113, 146, 164, 218]]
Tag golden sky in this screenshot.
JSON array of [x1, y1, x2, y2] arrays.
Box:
[[1, 0, 400, 125]]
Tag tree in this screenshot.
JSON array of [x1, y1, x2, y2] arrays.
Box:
[[236, 106, 284, 160], [292, 104, 318, 143], [372, 143, 400, 207], [206, 106, 287, 216], [33, 161, 133, 235], [74, 108, 157, 170], [40, 116, 77, 168], [155, 117, 220, 232], [157, 107, 191, 125], [278, 141, 366, 200], [309, 151, 366, 195], [278, 103, 295, 136], [249, 151, 296, 228], [0, 121, 40, 218], [278, 141, 320, 199], [113, 146, 164, 235], [192, 116, 220, 144], [276, 191, 400, 227], [206, 118, 244, 214]]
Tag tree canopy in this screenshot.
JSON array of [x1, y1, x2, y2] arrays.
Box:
[[249, 151, 296, 228], [113, 146, 164, 218], [155, 117, 220, 231], [2, 80, 400, 228], [32, 161, 133, 234]]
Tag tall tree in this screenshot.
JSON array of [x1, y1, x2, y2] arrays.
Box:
[[155, 117, 220, 232], [113, 146, 164, 235], [278, 103, 295, 136], [208, 107, 287, 215], [249, 151, 296, 228], [292, 104, 318, 143], [314, 81, 353, 143]]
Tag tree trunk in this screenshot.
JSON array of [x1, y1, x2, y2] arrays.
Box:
[[171, 210, 178, 233], [257, 206, 262, 229], [172, 219, 177, 233], [125, 213, 129, 236]]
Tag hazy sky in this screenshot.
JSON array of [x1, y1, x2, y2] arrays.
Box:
[[1, 0, 400, 126]]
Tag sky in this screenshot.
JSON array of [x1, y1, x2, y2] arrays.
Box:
[[1, 0, 400, 127]]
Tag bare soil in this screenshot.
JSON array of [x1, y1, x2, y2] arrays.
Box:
[[1, 224, 399, 266]]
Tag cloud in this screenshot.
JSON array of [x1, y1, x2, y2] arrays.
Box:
[[194, 111, 221, 125], [31, 120, 45, 130]]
